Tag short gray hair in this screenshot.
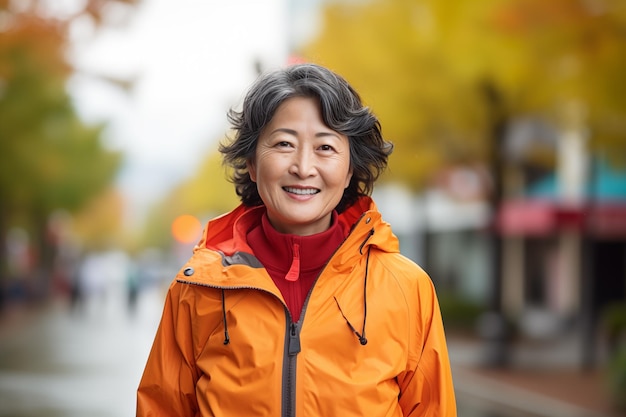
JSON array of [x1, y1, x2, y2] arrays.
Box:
[[219, 63, 393, 213]]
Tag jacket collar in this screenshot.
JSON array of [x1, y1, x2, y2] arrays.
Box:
[[193, 196, 399, 264]]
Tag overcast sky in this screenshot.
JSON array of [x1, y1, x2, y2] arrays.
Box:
[[68, 0, 300, 223]]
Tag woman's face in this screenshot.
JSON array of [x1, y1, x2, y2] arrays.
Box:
[[247, 96, 352, 236]]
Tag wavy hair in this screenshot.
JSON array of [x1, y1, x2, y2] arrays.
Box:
[[219, 63, 393, 213]]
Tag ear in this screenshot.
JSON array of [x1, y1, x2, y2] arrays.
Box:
[[344, 167, 353, 189], [247, 159, 257, 182]]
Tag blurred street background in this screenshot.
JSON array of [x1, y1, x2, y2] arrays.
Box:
[[1, 0, 625, 416]]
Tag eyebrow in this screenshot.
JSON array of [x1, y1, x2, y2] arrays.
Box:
[[269, 128, 342, 139]]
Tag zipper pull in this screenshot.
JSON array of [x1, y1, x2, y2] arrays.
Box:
[[285, 242, 300, 282], [288, 322, 301, 355]]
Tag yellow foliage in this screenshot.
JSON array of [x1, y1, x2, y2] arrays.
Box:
[[138, 145, 241, 249], [301, 0, 626, 187], [71, 187, 125, 249], [172, 150, 240, 218]]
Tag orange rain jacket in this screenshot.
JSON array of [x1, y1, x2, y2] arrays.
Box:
[[137, 196, 457, 417]]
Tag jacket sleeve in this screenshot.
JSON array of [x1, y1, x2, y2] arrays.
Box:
[[397, 272, 457, 417], [137, 281, 199, 416]]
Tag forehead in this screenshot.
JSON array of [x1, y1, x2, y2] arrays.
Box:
[[264, 97, 325, 127]]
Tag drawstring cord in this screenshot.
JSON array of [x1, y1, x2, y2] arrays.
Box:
[[358, 228, 374, 255], [335, 230, 373, 346], [221, 289, 230, 345]]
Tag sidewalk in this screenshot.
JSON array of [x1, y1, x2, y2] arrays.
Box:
[[448, 333, 625, 417]]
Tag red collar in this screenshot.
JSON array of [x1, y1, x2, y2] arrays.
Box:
[[247, 211, 347, 281]]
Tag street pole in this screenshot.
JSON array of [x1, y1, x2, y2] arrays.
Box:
[[479, 80, 510, 368]]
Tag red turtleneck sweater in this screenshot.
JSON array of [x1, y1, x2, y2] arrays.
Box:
[[247, 212, 347, 321]]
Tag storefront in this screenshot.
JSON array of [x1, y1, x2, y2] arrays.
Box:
[[496, 162, 626, 358]]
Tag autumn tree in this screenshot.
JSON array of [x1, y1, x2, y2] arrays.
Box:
[[301, 0, 626, 189], [0, 0, 139, 305]]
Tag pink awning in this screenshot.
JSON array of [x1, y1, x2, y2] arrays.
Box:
[[497, 199, 626, 238]]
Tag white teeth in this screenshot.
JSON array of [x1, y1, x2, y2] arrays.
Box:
[[284, 187, 318, 195]]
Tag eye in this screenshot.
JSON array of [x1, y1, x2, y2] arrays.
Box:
[[276, 140, 293, 148], [319, 144, 334, 152]]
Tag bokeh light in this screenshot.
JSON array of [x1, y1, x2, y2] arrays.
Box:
[[171, 214, 202, 244]]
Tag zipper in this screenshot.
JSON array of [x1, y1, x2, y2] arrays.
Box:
[[283, 319, 300, 417], [279, 215, 374, 416], [288, 321, 301, 355]]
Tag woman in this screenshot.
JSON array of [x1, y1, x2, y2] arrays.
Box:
[[137, 63, 457, 416]]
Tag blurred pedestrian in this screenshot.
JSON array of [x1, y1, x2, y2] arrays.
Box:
[[126, 259, 140, 315], [137, 63, 456, 416]]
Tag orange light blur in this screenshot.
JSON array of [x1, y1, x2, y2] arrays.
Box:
[[171, 214, 202, 244]]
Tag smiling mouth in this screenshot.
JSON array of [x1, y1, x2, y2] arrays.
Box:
[[283, 187, 320, 195]]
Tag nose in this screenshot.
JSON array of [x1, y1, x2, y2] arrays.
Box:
[[289, 147, 316, 178]]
